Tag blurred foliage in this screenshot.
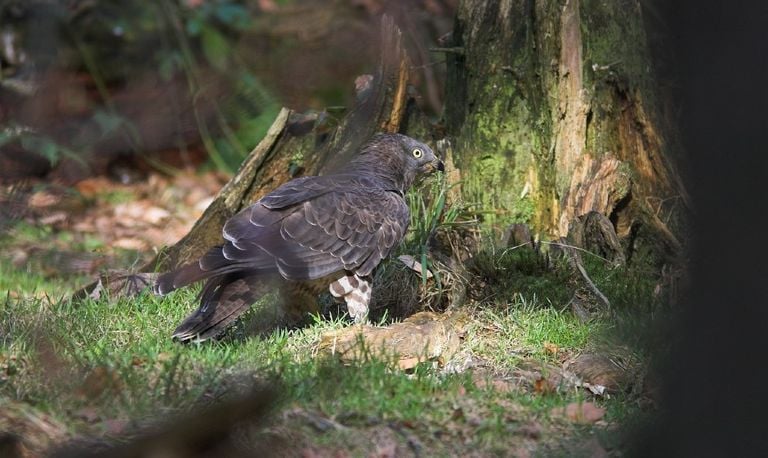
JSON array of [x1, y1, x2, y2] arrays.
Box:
[[0, 0, 281, 174], [0, 126, 79, 167], [1, 0, 456, 179]]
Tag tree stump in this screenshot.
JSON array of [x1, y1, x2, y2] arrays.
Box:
[[442, 0, 687, 260]]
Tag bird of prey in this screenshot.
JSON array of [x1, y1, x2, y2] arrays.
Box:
[[154, 133, 444, 342]]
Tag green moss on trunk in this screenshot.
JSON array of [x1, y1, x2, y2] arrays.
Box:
[[445, 0, 684, 255], [445, 0, 561, 231]]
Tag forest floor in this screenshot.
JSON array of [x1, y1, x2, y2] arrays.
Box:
[[0, 170, 661, 457]]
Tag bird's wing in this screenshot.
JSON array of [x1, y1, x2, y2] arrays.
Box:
[[154, 176, 332, 295], [257, 176, 335, 209], [219, 182, 410, 280]]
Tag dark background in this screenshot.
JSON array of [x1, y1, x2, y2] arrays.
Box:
[[633, 1, 768, 456]]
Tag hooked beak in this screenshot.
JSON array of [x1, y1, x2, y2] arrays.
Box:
[[424, 159, 444, 173]]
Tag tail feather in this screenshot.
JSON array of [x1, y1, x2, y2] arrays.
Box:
[[172, 274, 269, 342], [154, 262, 209, 295], [154, 246, 244, 296]]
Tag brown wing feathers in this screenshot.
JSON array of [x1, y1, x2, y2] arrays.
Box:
[[155, 133, 440, 342], [157, 186, 408, 341]]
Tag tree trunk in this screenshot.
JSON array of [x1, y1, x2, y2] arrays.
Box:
[[442, 0, 687, 256]]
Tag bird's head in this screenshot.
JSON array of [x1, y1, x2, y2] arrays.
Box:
[[395, 134, 445, 176], [355, 133, 444, 191]]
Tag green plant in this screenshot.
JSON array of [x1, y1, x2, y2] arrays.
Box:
[[405, 174, 465, 286], [0, 127, 82, 167], [4, 1, 281, 175], [157, 0, 279, 173]]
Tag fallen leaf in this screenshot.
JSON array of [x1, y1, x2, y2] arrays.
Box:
[[583, 382, 607, 396], [543, 341, 559, 356], [142, 206, 170, 224], [75, 177, 113, 197], [258, 0, 278, 12], [397, 356, 421, 370], [28, 191, 60, 208], [113, 238, 148, 251], [534, 376, 555, 395], [552, 402, 605, 424], [38, 212, 68, 225], [397, 254, 434, 279], [114, 201, 163, 222]]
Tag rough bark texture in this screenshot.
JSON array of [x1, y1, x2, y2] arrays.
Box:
[[443, 0, 686, 255]]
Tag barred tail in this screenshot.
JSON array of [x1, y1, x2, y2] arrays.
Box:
[[172, 274, 269, 342]]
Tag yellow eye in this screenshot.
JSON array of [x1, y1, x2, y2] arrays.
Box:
[[412, 148, 423, 158]]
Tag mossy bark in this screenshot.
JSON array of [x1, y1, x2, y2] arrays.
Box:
[[444, 0, 686, 255]]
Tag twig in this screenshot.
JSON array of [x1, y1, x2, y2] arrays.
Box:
[[538, 241, 613, 264], [410, 60, 447, 70], [428, 47, 465, 55], [573, 255, 611, 310], [560, 246, 611, 310]]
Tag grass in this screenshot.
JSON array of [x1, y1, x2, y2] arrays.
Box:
[[468, 301, 603, 368], [0, 214, 657, 454]]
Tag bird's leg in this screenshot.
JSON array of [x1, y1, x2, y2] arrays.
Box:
[[329, 273, 371, 323]]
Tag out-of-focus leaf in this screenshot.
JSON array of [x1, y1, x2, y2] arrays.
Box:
[[93, 110, 125, 137], [185, 16, 203, 36], [158, 52, 181, 81], [20, 135, 59, 165], [201, 26, 229, 71], [214, 3, 250, 28], [0, 130, 13, 147]]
